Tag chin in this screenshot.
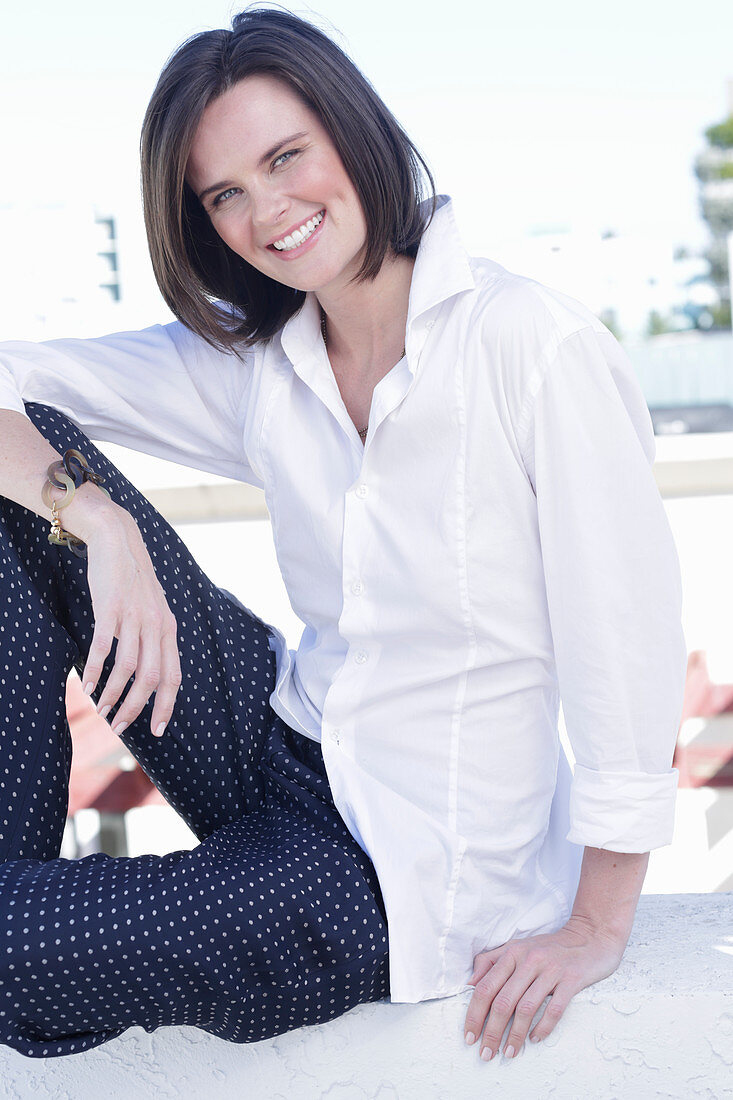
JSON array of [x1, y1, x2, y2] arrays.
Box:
[[288, 265, 343, 294]]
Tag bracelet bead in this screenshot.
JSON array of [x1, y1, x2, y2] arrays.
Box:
[[41, 447, 111, 559]]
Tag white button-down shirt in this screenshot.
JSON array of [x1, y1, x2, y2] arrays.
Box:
[[0, 194, 687, 1003]]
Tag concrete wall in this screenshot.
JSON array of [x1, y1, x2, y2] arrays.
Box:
[[1, 893, 730, 1099]]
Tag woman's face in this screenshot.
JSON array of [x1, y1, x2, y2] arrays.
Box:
[[186, 73, 369, 297]]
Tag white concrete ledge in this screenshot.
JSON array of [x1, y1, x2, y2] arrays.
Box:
[[142, 441, 733, 524], [95, 432, 733, 527], [1, 893, 731, 1098]]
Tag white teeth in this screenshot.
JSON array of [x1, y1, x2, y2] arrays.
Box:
[[272, 211, 324, 251]]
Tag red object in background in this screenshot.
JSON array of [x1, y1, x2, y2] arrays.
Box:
[[675, 650, 733, 789], [66, 672, 166, 815], [680, 650, 733, 723], [65, 649, 733, 814]]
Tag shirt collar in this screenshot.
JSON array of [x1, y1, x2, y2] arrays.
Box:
[[405, 192, 476, 332], [278, 193, 476, 369]]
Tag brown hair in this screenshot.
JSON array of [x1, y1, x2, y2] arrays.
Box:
[[141, 4, 437, 352]]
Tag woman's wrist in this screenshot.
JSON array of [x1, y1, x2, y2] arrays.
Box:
[[563, 910, 630, 954], [568, 847, 649, 948], [59, 481, 126, 543]]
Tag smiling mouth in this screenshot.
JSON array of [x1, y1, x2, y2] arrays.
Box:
[[268, 209, 326, 252]]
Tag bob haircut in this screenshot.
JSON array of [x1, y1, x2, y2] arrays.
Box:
[[141, 4, 437, 352]]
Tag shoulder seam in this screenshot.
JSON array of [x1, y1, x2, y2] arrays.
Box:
[[515, 323, 600, 477]]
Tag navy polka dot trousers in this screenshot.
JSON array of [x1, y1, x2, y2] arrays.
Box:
[[0, 402, 389, 1059]]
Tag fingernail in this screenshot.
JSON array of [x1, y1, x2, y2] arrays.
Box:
[[504, 1045, 516, 1059], [83, 681, 94, 696], [465, 1031, 475, 1046], [155, 723, 166, 738], [481, 1047, 493, 1062], [530, 1035, 541, 1044], [112, 721, 127, 736], [98, 705, 111, 720]]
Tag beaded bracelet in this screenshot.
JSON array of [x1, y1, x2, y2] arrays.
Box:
[[41, 447, 111, 559]]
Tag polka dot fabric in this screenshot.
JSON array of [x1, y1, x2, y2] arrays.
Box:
[[0, 402, 389, 1058]]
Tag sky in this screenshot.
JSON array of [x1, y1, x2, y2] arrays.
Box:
[[1, 0, 732, 312]]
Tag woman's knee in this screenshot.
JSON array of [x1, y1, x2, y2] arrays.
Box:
[[23, 402, 91, 450]]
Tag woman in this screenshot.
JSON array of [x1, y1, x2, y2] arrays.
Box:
[[0, 6, 686, 1061]]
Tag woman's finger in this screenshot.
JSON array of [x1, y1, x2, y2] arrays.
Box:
[[464, 950, 517, 1049], [109, 625, 161, 734], [502, 974, 557, 1057], [528, 981, 577, 1044], [81, 613, 118, 700], [478, 965, 540, 1061], [94, 618, 139, 719], [149, 613, 182, 737], [468, 946, 503, 985]]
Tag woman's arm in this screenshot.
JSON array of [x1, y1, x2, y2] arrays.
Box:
[[0, 408, 118, 539], [517, 322, 687, 855], [463, 316, 686, 1059], [568, 845, 649, 944], [0, 321, 257, 484], [463, 846, 648, 1059], [0, 406, 186, 739]]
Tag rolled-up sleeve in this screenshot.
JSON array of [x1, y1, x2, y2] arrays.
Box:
[[0, 321, 259, 485], [519, 324, 688, 852]]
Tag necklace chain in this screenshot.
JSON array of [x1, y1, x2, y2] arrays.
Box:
[[319, 309, 406, 441]]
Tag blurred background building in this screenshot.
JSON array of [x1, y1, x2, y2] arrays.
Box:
[[0, 205, 122, 339]]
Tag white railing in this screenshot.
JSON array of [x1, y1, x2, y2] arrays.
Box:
[[132, 432, 733, 529]]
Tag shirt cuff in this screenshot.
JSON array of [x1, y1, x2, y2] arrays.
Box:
[[566, 763, 679, 852]]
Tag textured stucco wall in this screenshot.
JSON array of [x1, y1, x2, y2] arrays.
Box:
[[1, 893, 731, 1099]]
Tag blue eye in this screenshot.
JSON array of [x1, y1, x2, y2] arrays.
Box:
[[212, 187, 239, 208], [208, 149, 300, 211], [272, 149, 299, 169]]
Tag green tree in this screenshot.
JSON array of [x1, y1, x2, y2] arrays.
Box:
[[709, 301, 732, 328], [598, 308, 622, 341], [694, 104, 733, 329], [704, 116, 733, 149], [646, 311, 675, 337]]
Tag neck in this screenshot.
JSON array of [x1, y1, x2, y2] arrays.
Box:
[[317, 251, 414, 374]]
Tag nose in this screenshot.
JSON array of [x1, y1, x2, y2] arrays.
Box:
[[250, 187, 289, 239]]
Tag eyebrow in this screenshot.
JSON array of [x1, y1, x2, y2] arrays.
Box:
[[196, 131, 309, 202]]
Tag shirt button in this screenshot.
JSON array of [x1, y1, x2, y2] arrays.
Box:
[[355, 484, 368, 499], [330, 728, 342, 745], [351, 580, 364, 595], [354, 650, 369, 665]]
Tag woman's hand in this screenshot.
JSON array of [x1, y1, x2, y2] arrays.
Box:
[[79, 507, 182, 739], [463, 915, 626, 1061]]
